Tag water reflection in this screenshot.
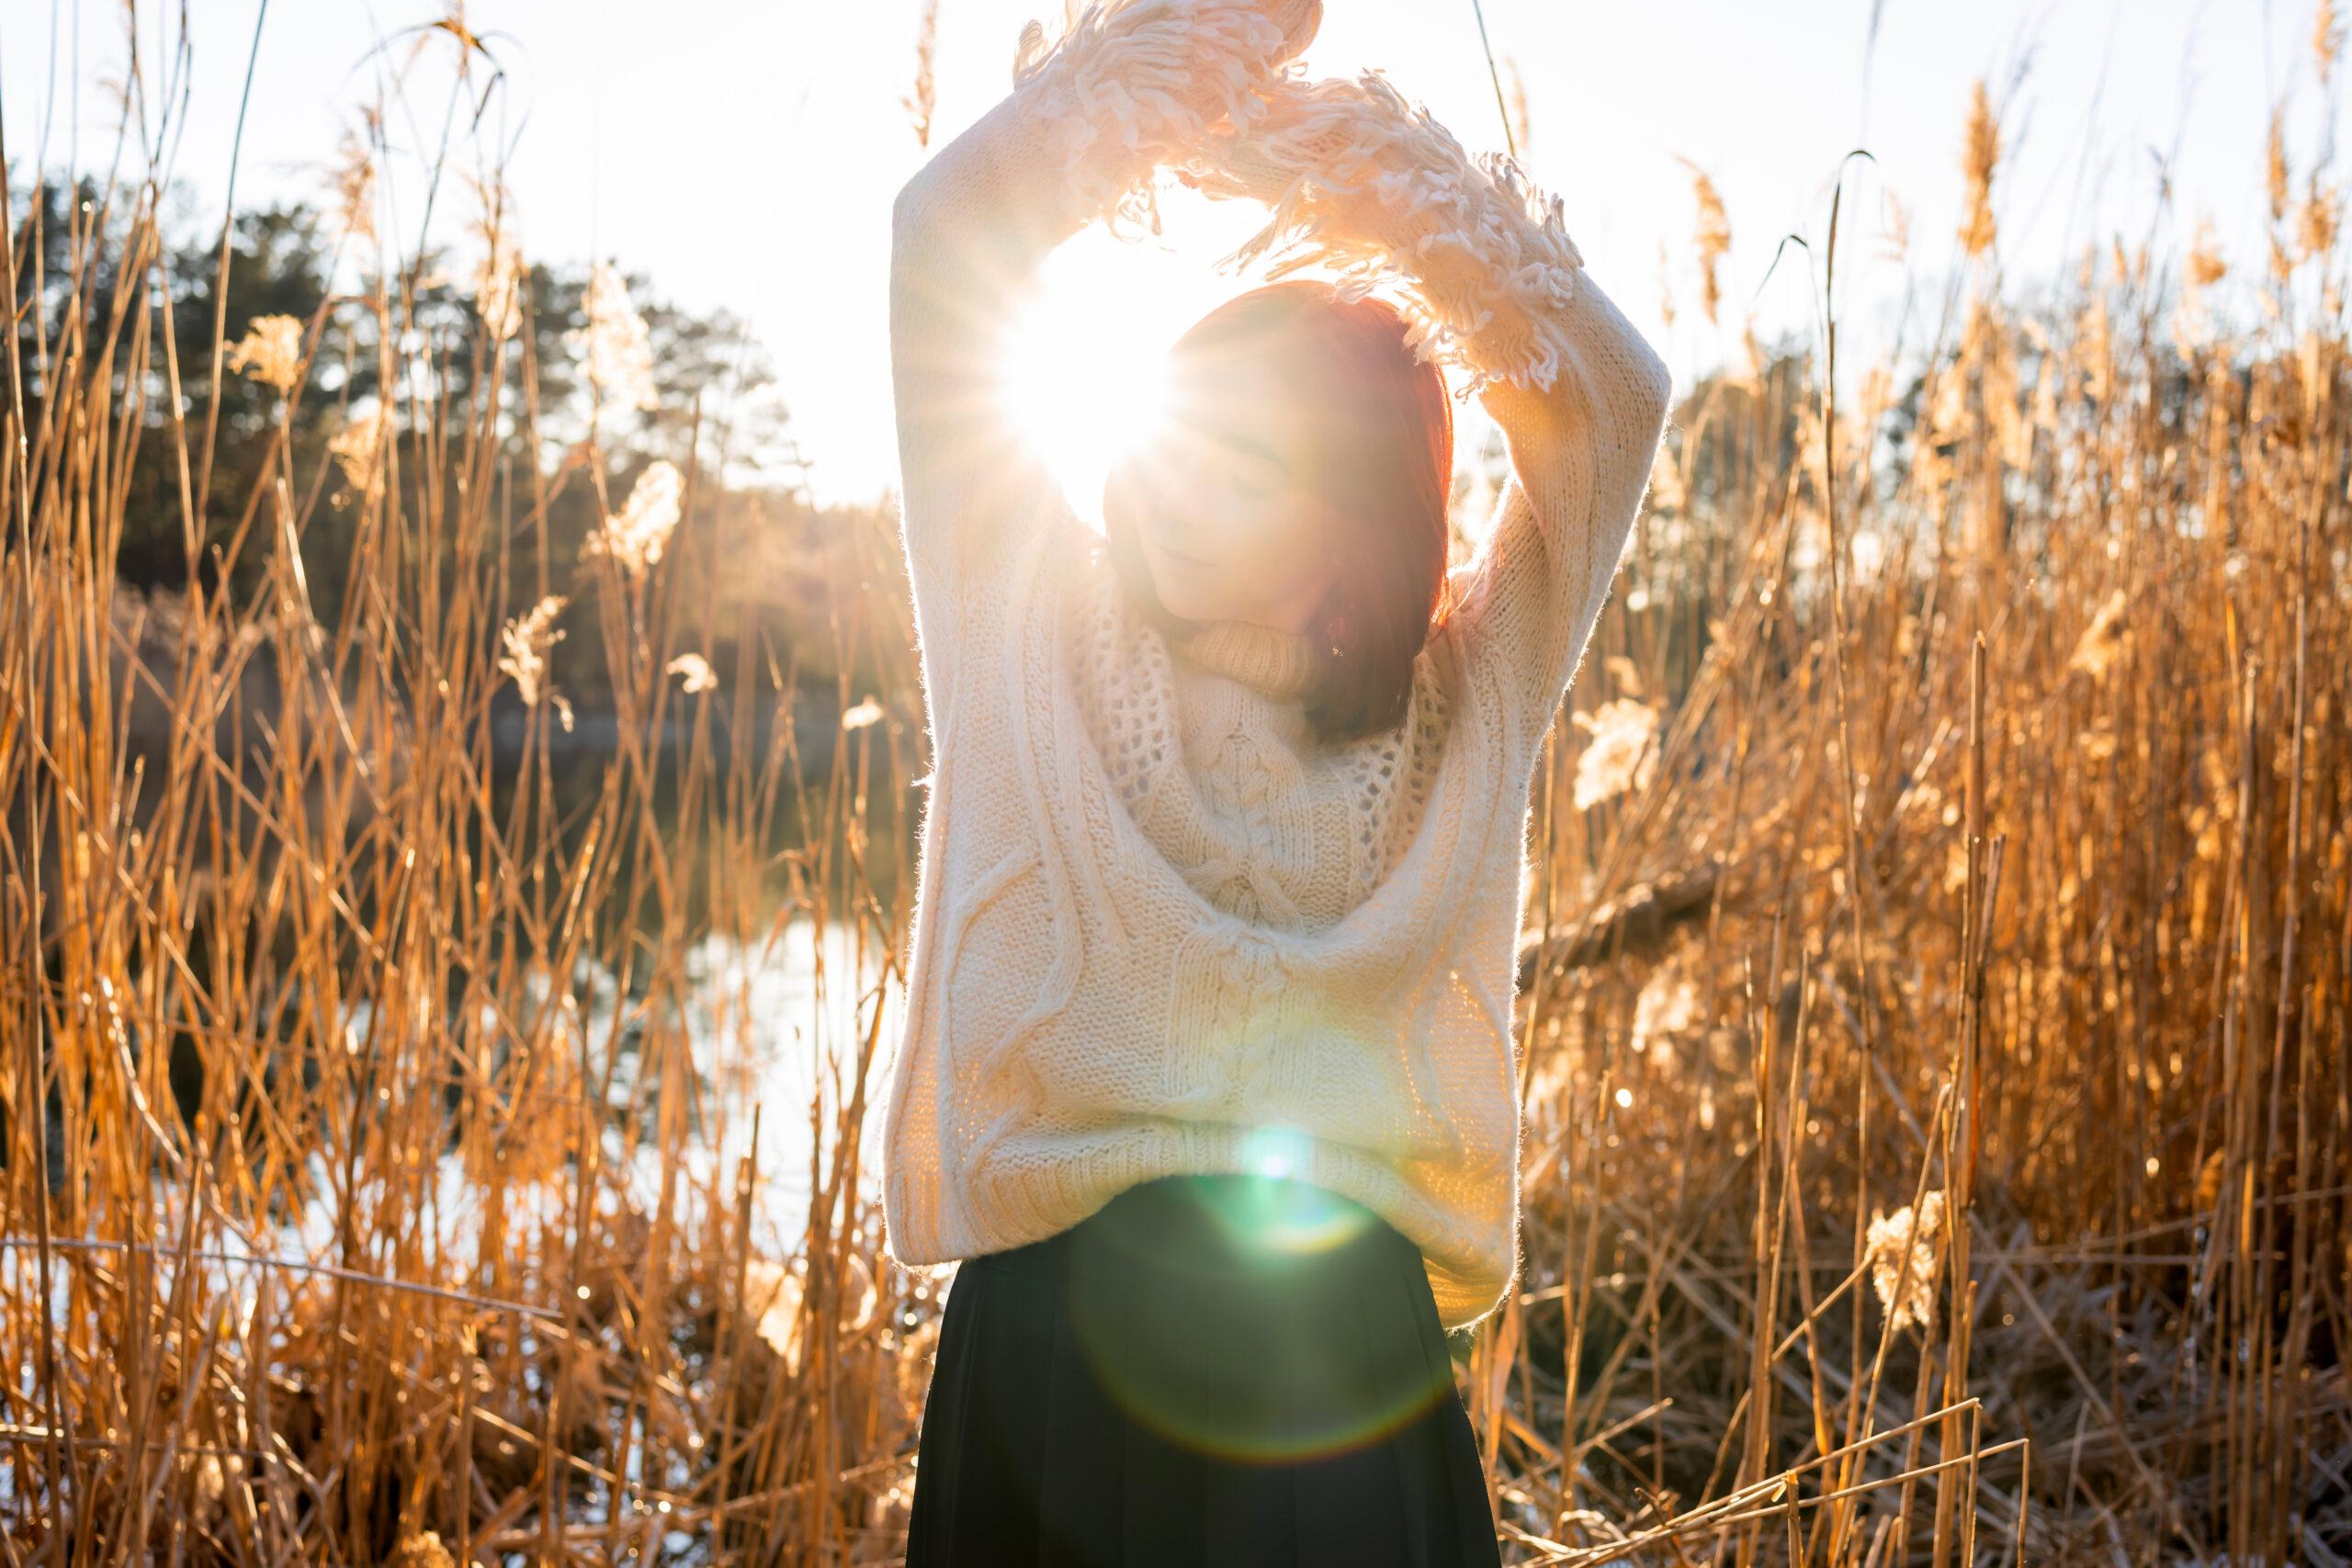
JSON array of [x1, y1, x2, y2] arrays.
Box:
[[279, 919, 903, 1277]]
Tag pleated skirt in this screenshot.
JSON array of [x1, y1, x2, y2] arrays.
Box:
[[902, 1173, 1503, 1568]]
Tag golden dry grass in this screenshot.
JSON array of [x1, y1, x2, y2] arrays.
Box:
[[2, 16, 2347, 1568], [1490, 118, 2351, 1567]]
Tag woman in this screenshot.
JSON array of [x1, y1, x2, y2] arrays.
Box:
[[884, 1, 1670, 1562]]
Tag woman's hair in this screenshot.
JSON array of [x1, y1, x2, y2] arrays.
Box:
[[1103, 281, 1455, 742]]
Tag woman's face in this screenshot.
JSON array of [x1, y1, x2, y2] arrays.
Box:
[[1118, 354, 1340, 636]]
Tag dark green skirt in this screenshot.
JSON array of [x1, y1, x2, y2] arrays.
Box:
[[903, 1174, 1502, 1568]]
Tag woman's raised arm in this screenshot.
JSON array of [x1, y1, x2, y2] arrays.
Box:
[[1188, 73, 1672, 750], [890, 1, 1320, 676]]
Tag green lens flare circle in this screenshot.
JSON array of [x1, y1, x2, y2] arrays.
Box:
[[1066, 1173, 1453, 1463]]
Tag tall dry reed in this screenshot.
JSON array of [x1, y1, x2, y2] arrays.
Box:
[[1488, 77, 2349, 1568], [2, 23, 927, 1564], [2, 12, 2346, 1567]]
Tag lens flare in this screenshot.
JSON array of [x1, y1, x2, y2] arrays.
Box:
[[1001, 254, 1176, 530], [1066, 1173, 1450, 1462], [1226, 1127, 1377, 1256]]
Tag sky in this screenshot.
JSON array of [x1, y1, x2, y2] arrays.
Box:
[[0, 0, 2330, 508]]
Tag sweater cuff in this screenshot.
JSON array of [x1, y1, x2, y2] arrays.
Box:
[[1012, 0, 1310, 231], [1186, 72, 1588, 393]]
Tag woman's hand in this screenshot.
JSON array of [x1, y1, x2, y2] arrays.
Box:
[[1258, 0, 1324, 68], [893, 0, 1338, 609], [1186, 69, 1588, 394], [1012, 0, 1326, 227]]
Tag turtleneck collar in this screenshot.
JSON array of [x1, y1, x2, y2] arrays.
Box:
[[1171, 618, 1330, 705]]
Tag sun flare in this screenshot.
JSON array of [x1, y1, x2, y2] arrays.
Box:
[[999, 218, 1504, 547], [998, 217, 1277, 529], [1002, 275, 1178, 528]]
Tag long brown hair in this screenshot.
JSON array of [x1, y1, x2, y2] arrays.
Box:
[[1103, 281, 1455, 741]]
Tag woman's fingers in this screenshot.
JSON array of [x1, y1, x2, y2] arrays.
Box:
[[1204, 139, 1292, 204], [1183, 73, 1360, 204], [1254, 69, 1363, 131], [1258, 0, 1324, 63]]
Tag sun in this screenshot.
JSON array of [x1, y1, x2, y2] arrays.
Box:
[[1001, 253, 1182, 529], [997, 209, 1504, 548], [999, 205, 1285, 528]]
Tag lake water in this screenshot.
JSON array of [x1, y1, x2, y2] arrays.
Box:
[[271, 919, 905, 1290], [0, 920, 905, 1333]]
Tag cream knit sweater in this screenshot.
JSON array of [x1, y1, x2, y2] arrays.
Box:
[[883, 0, 1671, 1329]]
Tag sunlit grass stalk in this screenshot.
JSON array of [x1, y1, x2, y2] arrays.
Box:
[[6, 15, 2352, 1565]]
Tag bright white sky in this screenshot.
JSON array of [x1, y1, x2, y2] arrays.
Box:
[[0, 0, 2329, 508]]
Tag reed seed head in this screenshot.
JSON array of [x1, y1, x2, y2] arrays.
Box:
[[667, 652, 718, 693], [2268, 107, 2292, 226], [1677, 157, 1732, 325], [2187, 220, 2227, 289], [228, 315, 304, 391], [1631, 965, 1697, 1055], [497, 595, 569, 705], [1570, 698, 1659, 810], [1959, 80, 2000, 260], [574, 261, 659, 414], [469, 176, 526, 343], [906, 0, 942, 147], [584, 460, 684, 579], [744, 1258, 805, 1369], [2067, 588, 2130, 679], [388, 1534, 456, 1568], [326, 126, 378, 246], [1866, 1191, 1945, 1334], [328, 405, 392, 506], [2300, 173, 2341, 260]]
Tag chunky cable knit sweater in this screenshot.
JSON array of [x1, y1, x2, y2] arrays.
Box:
[[882, 0, 1670, 1328]]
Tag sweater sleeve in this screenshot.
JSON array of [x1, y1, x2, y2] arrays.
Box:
[[1185, 73, 1672, 748], [890, 0, 1320, 695], [1452, 299, 1672, 756]]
